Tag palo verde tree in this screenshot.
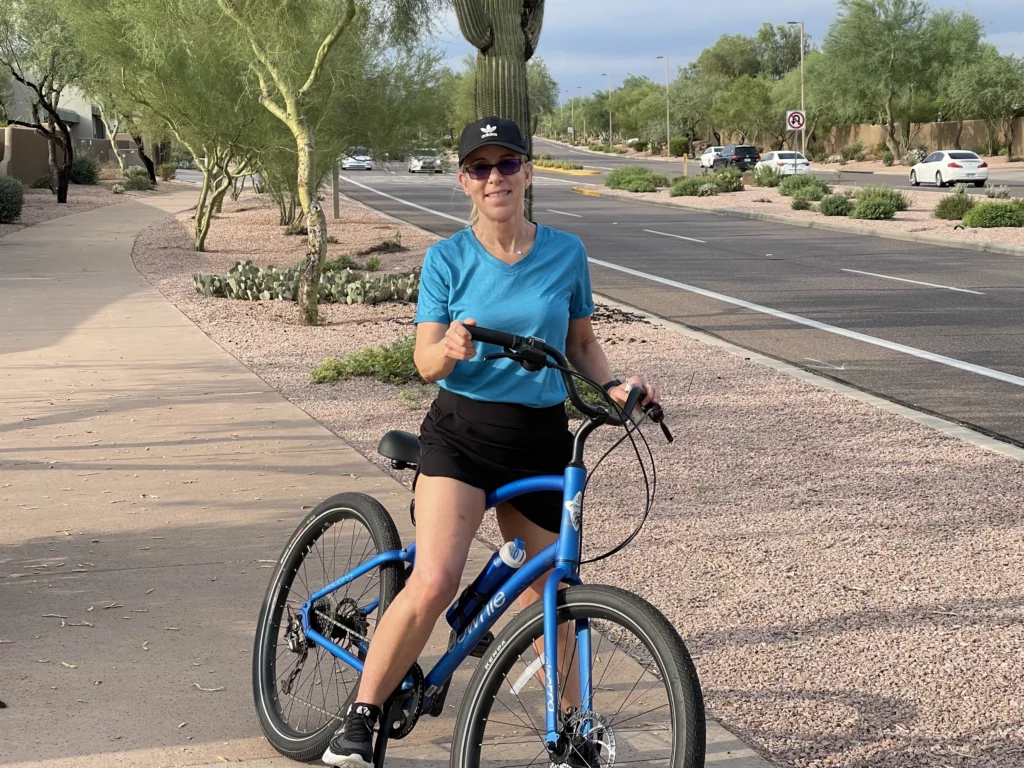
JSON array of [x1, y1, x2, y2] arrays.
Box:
[[217, 0, 444, 326], [453, 0, 545, 220], [0, 0, 89, 203]]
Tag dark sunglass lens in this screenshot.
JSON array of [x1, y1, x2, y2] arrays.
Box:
[[466, 163, 492, 180], [496, 158, 522, 175]]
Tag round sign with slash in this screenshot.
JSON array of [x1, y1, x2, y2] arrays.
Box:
[[786, 110, 806, 131]]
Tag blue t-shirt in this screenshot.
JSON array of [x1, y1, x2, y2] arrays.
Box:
[[414, 224, 595, 408]]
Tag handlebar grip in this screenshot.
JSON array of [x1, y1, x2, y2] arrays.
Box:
[[622, 384, 645, 419], [466, 325, 519, 349]]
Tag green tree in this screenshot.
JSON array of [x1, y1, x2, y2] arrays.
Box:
[[944, 48, 1024, 154], [0, 0, 89, 203], [527, 57, 558, 132], [696, 34, 760, 80], [710, 75, 776, 144], [754, 23, 811, 81]]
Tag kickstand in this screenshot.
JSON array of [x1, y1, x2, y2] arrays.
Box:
[[372, 697, 401, 767]]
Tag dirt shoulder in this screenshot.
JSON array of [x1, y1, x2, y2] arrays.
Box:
[[133, 192, 1024, 768]]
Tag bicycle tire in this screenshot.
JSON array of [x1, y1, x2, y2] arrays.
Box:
[[252, 492, 402, 762], [451, 584, 705, 768]]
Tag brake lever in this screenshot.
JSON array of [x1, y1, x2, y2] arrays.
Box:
[[643, 403, 674, 443]]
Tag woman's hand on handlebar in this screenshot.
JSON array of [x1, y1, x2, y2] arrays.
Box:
[[607, 375, 659, 410], [445, 318, 478, 361]]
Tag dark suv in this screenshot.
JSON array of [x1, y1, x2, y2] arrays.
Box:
[[713, 145, 761, 171]]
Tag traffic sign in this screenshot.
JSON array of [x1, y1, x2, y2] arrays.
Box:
[[786, 110, 806, 131]]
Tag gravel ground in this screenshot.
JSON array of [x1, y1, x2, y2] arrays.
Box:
[[133, 193, 1024, 768], [597, 183, 1024, 248], [0, 181, 188, 239]]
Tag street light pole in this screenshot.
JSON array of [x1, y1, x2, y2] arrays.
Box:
[[578, 86, 586, 144], [656, 55, 682, 176], [788, 20, 806, 156], [601, 72, 612, 144]]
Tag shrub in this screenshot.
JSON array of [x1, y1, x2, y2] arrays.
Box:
[[874, 139, 889, 155], [902, 147, 927, 166], [632, 139, 649, 152], [813, 153, 828, 163], [669, 177, 708, 197], [606, 166, 668, 191], [587, 144, 625, 154], [999, 146, 1010, 157], [70, 154, 100, 185], [669, 137, 689, 157], [933, 186, 976, 220], [358, 231, 405, 255], [312, 336, 419, 385], [840, 140, 865, 162], [882, 151, 894, 167], [986, 184, 1011, 199], [156, 163, 177, 181], [366, 256, 381, 272], [31, 175, 53, 189], [537, 152, 553, 161], [850, 198, 898, 220], [534, 159, 584, 170], [0, 176, 24, 223], [696, 183, 719, 197], [712, 169, 744, 193], [284, 221, 308, 236], [111, 183, 126, 195], [753, 196, 772, 203], [855, 186, 910, 212], [961, 202, 1024, 228], [791, 195, 812, 211], [819, 194, 855, 217], [778, 174, 831, 199], [323, 254, 356, 271], [753, 164, 783, 188], [123, 166, 153, 191]]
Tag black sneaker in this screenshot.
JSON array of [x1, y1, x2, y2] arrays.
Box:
[[322, 703, 379, 767]]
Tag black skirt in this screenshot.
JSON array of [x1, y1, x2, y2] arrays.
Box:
[[417, 388, 573, 533]]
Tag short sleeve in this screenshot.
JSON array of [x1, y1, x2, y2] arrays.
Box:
[[414, 244, 451, 325], [569, 241, 595, 320]]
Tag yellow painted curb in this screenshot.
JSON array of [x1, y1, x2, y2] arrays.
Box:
[[533, 166, 601, 176], [572, 186, 603, 197]]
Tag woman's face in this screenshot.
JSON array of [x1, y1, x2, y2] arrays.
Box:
[[458, 145, 532, 224]]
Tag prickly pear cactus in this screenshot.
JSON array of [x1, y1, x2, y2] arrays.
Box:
[[454, 0, 544, 220]]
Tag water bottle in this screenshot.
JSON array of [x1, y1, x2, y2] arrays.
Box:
[[446, 538, 526, 635]]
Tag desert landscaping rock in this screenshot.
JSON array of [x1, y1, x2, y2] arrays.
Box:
[[133, 192, 1024, 768]]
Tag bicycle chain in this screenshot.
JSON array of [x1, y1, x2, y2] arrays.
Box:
[[312, 608, 370, 645]]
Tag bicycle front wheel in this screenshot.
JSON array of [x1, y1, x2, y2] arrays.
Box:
[[252, 492, 402, 762], [452, 584, 705, 768]]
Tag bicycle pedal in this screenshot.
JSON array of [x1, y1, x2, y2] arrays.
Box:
[[469, 630, 494, 659]]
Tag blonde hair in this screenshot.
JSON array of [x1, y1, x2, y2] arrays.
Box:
[[462, 154, 529, 228]]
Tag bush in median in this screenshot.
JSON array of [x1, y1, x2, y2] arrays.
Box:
[[933, 187, 975, 220], [0, 176, 24, 223], [606, 166, 669, 192], [778, 174, 830, 200], [791, 195, 812, 211], [669, 177, 706, 197], [961, 201, 1024, 228], [712, 169, 744, 193], [819, 194, 855, 217], [753, 164, 782, 188], [669, 137, 689, 157], [855, 186, 910, 212], [850, 198, 899, 220]]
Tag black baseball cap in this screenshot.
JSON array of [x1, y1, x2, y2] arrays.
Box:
[[458, 116, 530, 166]]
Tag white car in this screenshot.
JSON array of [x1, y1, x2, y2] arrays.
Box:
[[408, 149, 444, 173], [910, 150, 989, 187], [699, 146, 725, 169], [756, 151, 811, 176], [341, 148, 373, 171]]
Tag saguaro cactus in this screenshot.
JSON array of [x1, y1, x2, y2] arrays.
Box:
[[454, 0, 544, 220]]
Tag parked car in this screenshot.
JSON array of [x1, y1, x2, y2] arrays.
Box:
[[341, 147, 373, 171], [408, 148, 444, 173], [756, 151, 811, 176], [713, 145, 761, 171], [699, 146, 725, 169], [910, 150, 988, 187]]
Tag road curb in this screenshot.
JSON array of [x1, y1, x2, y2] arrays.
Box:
[[571, 187, 1024, 258], [534, 165, 601, 176]]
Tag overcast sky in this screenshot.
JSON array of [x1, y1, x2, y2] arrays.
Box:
[[431, 0, 1024, 98]]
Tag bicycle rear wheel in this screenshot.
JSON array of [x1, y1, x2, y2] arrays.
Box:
[[451, 584, 705, 767], [252, 492, 402, 761]]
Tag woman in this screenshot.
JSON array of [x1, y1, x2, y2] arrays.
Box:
[[324, 117, 659, 767]]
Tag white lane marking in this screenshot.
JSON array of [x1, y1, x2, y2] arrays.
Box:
[[0, 277, 53, 280], [546, 209, 583, 218], [336, 179, 1022, 388], [643, 229, 706, 244], [588, 257, 1024, 388], [339, 175, 469, 224], [841, 268, 985, 295], [805, 357, 847, 371], [585, 165, 615, 171]]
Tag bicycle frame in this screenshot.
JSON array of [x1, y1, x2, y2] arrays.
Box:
[[298, 463, 589, 745]]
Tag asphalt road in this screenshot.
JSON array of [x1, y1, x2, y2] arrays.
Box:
[[338, 169, 1024, 446], [532, 137, 1024, 194]]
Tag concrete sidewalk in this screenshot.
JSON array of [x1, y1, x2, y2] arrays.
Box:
[[0, 195, 769, 767]]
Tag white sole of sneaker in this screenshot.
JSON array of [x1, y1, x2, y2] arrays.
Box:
[[321, 749, 373, 768]]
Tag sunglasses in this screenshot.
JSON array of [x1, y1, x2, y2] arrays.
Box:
[[463, 157, 523, 180]]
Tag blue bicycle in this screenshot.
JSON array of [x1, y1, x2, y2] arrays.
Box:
[[252, 326, 706, 766]]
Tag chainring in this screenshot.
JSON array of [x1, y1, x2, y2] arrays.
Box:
[[387, 662, 425, 740]]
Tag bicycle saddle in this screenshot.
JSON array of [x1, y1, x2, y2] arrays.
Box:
[[377, 430, 420, 470]]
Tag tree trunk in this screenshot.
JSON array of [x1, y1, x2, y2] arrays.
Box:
[[47, 134, 59, 196], [230, 175, 245, 201], [953, 119, 964, 151], [55, 121, 73, 204], [132, 134, 157, 183], [295, 125, 326, 326], [193, 169, 213, 251], [884, 92, 900, 159], [101, 109, 127, 175]]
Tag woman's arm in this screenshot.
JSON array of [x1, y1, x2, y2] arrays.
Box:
[[566, 316, 659, 406], [414, 319, 479, 383]]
